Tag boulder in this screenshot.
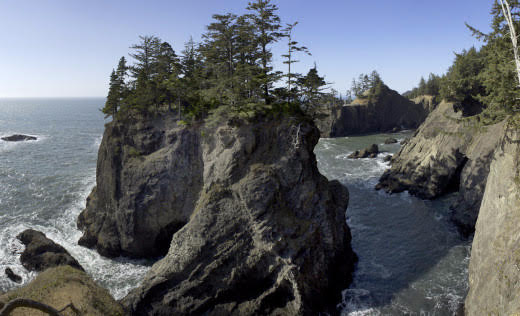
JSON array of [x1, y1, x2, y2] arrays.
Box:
[[1, 134, 37, 142], [384, 137, 398, 144], [383, 155, 392, 162], [4, 268, 22, 283], [348, 144, 379, 159], [82, 114, 355, 315], [17, 229, 83, 272]]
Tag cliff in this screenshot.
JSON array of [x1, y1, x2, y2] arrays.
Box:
[[78, 113, 355, 314], [317, 85, 430, 137], [376, 101, 507, 234], [465, 121, 520, 315]]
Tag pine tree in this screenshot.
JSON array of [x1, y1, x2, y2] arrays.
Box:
[[282, 22, 310, 104], [247, 0, 284, 103], [102, 70, 120, 118], [298, 65, 327, 117]]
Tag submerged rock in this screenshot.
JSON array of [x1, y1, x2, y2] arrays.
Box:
[[465, 123, 520, 315], [79, 113, 355, 315], [348, 144, 379, 159], [1, 134, 37, 142], [5, 268, 22, 283], [376, 101, 507, 234], [384, 137, 398, 144], [17, 229, 83, 272]]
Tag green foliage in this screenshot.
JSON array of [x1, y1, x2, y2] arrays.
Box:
[[102, 0, 326, 123], [350, 71, 383, 98]]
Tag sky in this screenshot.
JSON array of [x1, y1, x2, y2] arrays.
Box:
[[0, 0, 495, 98]]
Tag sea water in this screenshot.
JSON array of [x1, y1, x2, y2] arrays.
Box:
[[0, 98, 151, 299], [315, 134, 470, 315]]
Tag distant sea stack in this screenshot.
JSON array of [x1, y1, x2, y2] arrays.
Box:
[[78, 113, 356, 315], [315, 85, 432, 137], [376, 101, 506, 234]]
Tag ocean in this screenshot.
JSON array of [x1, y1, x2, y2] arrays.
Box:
[[0, 98, 470, 314]]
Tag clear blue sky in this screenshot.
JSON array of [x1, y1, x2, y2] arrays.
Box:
[[0, 0, 494, 97]]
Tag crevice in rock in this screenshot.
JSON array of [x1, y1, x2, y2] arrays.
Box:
[[445, 155, 468, 194]]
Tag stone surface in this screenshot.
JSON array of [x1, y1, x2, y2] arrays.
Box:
[[383, 155, 392, 162], [1, 134, 37, 142], [0, 266, 124, 316], [316, 85, 431, 137], [465, 123, 520, 315], [115, 117, 355, 315], [348, 144, 379, 159], [4, 268, 22, 283], [17, 229, 83, 272], [77, 115, 202, 258], [384, 137, 398, 144], [375, 101, 507, 234]]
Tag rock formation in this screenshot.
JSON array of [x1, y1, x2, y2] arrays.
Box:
[[1, 134, 37, 142], [376, 101, 506, 234], [17, 229, 84, 272], [465, 122, 520, 315], [348, 144, 379, 159], [78, 114, 355, 315], [0, 266, 124, 316], [4, 268, 22, 284], [316, 85, 431, 137]]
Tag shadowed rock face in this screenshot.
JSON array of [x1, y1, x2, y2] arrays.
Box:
[[1, 134, 37, 142], [78, 114, 355, 315], [17, 229, 83, 272], [465, 124, 520, 315], [376, 102, 507, 234], [316, 86, 431, 137], [77, 115, 203, 258]]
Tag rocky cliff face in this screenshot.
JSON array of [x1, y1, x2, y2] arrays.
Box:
[[78, 114, 355, 315], [465, 123, 520, 315], [317, 85, 430, 137], [77, 115, 203, 258], [376, 101, 507, 234]]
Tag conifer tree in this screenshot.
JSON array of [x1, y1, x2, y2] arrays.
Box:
[[282, 22, 310, 104], [247, 0, 284, 103]]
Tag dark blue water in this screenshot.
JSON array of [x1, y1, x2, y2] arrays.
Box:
[[0, 98, 151, 299], [315, 135, 470, 315]]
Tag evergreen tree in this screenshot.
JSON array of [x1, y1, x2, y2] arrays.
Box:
[[247, 0, 284, 103], [298, 65, 327, 117], [129, 35, 161, 80], [282, 22, 310, 104], [102, 70, 120, 118]]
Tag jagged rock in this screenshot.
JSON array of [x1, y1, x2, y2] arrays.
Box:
[[17, 229, 83, 272], [376, 102, 507, 234], [1, 134, 37, 142], [0, 266, 124, 316], [83, 115, 356, 315], [384, 138, 398, 144], [316, 85, 432, 137], [348, 144, 379, 159], [383, 155, 392, 162], [465, 123, 520, 315], [400, 137, 410, 145], [5, 268, 22, 283]]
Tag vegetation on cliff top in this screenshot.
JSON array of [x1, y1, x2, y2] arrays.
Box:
[[406, 0, 520, 123], [102, 0, 333, 124]]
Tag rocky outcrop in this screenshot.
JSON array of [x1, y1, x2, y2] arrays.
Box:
[[465, 122, 520, 315], [17, 229, 83, 272], [348, 144, 379, 159], [376, 101, 507, 234], [317, 85, 430, 137], [4, 268, 22, 284], [79, 113, 355, 315], [384, 137, 398, 144], [1, 134, 37, 142], [77, 115, 203, 258], [0, 266, 124, 316]]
